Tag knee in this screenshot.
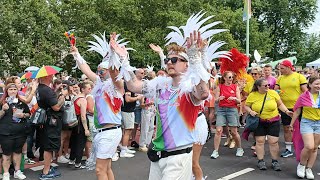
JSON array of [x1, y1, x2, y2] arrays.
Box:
[[256, 139, 265, 146], [230, 129, 238, 137], [268, 141, 278, 146], [95, 167, 105, 176], [304, 145, 314, 152], [215, 129, 223, 136]]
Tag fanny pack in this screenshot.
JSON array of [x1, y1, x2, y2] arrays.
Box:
[[147, 143, 192, 162]]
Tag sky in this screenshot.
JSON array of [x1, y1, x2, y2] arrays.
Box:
[[306, 0, 320, 34]]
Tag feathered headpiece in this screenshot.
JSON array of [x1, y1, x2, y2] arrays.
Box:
[[164, 11, 229, 95], [87, 32, 136, 81], [87, 32, 134, 70], [219, 48, 252, 82]]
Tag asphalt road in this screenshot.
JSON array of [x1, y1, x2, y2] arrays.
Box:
[[22, 129, 320, 180]]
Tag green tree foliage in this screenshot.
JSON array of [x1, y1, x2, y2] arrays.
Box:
[[0, 0, 317, 75]]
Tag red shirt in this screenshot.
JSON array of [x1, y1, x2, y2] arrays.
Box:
[[218, 84, 237, 108], [74, 97, 85, 116]]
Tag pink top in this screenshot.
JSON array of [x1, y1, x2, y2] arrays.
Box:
[[266, 76, 277, 89]]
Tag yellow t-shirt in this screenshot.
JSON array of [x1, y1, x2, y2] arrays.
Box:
[[302, 93, 320, 120], [246, 90, 280, 120], [243, 81, 254, 94], [276, 72, 307, 108]]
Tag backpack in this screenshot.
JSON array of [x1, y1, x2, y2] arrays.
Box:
[[62, 96, 78, 127]]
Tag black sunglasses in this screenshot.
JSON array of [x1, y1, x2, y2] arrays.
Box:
[[262, 84, 270, 87], [251, 73, 258, 75], [164, 57, 186, 64]]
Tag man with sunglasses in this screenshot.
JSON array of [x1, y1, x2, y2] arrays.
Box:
[[96, 62, 109, 81], [275, 60, 308, 158]]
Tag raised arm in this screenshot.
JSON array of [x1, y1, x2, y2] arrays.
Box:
[[70, 46, 98, 82]]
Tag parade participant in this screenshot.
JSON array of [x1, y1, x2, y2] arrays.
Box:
[[290, 76, 320, 179], [245, 78, 292, 171], [275, 60, 307, 158], [125, 12, 228, 179], [70, 32, 132, 180], [263, 64, 277, 89]]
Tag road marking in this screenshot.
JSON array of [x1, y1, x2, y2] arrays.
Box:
[[217, 168, 255, 180], [30, 163, 59, 171]]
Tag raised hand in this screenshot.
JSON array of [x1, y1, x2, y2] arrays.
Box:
[[186, 31, 207, 49], [70, 45, 79, 54], [149, 44, 163, 54], [110, 32, 128, 58]]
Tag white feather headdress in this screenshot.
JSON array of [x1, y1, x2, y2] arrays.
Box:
[[87, 32, 134, 70]]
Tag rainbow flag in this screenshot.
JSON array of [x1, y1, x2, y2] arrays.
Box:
[[243, 0, 252, 21]]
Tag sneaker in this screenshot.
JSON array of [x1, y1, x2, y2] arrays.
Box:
[[65, 153, 70, 159], [281, 149, 293, 158], [0, 174, 3, 180], [131, 141, 139, 148], [306, 168, 314, 179], [139, 146, 148, 152], [34, 148, 40, 158], [14, 170, 26, 180], [126, 149, 136, 154], [257, 160, 267, 170], [251, 146, 256, 150], [229, 140, 236, 149], [223, 138, 230, 147], [120, 152, 134, 158], [236, 148, 244, 157], [297, 163, 306, 178], [75, 163, 86, 169], [68, 160, 75, 165], [25, 158, 36, 165], [271, 161, 281, 171], [112, 153, 119, 162], [57, 156, 70, 164], [210, 150, 219, 159], [3, 172, 9, 180], [39, 168, 57, 180]]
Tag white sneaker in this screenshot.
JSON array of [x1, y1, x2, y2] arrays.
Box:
[[306, 168, 314, 179], [25, 158, 36, 165], [236, 148, 244, 157], [120, 152, 134, 158], [57, 156, 70, 163], [68, 160, 75, 165], [65, 153, 70, 159], [34, 148, 40, 158], [297, 163, 306, 178], [126, 149, 136, 154], [139, 146, 148, 152], [112, 153, 119, 162], [14, 170, 26, 180], [3, 172, 9, 180], [0, 174, 3, 179], [210, 150, 219, 159]]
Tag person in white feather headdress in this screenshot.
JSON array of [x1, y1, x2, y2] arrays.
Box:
[[70, 32, 135, 180], [123, 11, 228, 180]]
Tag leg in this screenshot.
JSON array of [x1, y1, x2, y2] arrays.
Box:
[[255, 136, 266, 160], [305, 134, 320, 168], [300, 133, 315, 166], [69, 127, 78, 161], [146, 113, 155, 145], [192, 144, 204, 180], [107, 159, 114, 180], [214, 126, 223, 151], [58, 130, 68, 157], [139, 110, 148, 147], [43, 151, 52, 174], [12, 153, 22, 171], [85, 141, 92, 158], [63, 130, 72, 156], [229, 127, 241, 148], [267, 136, 280, 160], [75, 130, 87, 164], [2, 155, 11, 173], [96, 158, 109, 180]]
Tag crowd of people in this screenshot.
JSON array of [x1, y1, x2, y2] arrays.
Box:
[[0, 11, 319, 180]]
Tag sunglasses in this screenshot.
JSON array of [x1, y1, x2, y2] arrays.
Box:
[[98, 70, 106, 75], [262, 84, 270, 88], [227, 76, 233, 79], [164, 57, 186, 64], [251, 73, 258, 75]]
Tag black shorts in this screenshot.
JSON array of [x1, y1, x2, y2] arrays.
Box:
[[280, 108, 293, 126], [0, 136, 26, 155], [254, 120, 280, 137]]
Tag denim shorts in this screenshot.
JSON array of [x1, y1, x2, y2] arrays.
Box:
[[300, 118, 320, 134], [216, 107, 239, 127], [134, 108, 142, 124]]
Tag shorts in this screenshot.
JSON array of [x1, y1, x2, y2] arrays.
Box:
[[0, 136, 26, 155], [42, 125, 62, 152], [134, 108, 142, 124], [300, 118, 320, 134], [254, 120, 280, 137], [121, 112, 135, 129], [280, 108, 293, 126], [94, 128, 122, 159], [194, 114, 208, 145], [216, 107, 239, 127]]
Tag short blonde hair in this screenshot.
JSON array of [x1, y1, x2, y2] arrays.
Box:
[[251, 67, 263, 74]]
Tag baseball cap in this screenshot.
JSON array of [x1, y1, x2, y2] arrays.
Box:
[[280, 60, 294, 71]]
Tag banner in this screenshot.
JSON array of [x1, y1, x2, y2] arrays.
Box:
[[243, 0, 252, 21]]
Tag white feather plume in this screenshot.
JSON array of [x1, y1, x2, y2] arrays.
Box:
[[146, 65, 154, 73]]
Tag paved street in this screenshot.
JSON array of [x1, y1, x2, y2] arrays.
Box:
[[22, 129, 320, 180]]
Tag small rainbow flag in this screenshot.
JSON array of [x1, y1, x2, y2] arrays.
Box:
[[243, 0, 252, 21]]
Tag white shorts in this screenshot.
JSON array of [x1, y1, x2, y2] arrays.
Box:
[[194, 114, 208, 145], [149, 151, 193, 180], [121, 112, 135, 129], [94, 128, 122, 159]]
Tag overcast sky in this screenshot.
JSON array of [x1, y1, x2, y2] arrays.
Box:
[[306, 0, 320, 34]]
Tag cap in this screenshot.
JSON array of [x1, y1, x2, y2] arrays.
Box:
[[280, 60, 294, 71]]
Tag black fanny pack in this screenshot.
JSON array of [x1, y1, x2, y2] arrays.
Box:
[[147, 143, 192, 162]]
